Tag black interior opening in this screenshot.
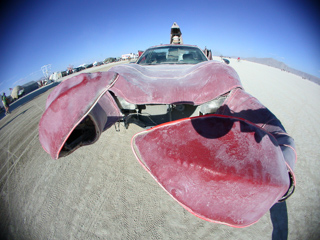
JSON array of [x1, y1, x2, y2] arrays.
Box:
[[59, 115, 97, 157]]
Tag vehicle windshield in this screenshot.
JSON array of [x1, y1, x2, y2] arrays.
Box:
[[137, 45, 208, 65]]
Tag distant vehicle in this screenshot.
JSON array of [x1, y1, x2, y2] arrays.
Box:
[[93, 61, 103, 66], [84, 63, 93, 68], [10, 81, 38, 100], [73, 66, 85, 73], [104, 57, 117, 64], [22, 81, 39, 94], [61, 71, 67, 77]]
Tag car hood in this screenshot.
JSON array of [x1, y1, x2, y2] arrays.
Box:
[[109, 61, 243, 105]]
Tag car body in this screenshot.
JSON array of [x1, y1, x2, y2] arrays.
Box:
[[109, 44, 237, 128], [93, 61, 103, 66], [73, 66, 85, 73], [39, 44, 296, 228], [84, 63, 93, 68], [104, 57, 117, 64]]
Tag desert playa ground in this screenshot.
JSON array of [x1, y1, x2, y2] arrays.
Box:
[[0, 59, 319, 239]]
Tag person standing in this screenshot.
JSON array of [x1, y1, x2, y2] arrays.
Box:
[[2, 93, 10, 115]]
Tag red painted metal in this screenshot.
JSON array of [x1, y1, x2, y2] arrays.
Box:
[[39, 72, 122, 159], [131, 115, 290, 227], [109, 61, 242, 105]]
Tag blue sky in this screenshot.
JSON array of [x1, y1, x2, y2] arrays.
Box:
[[0, 0, 319, 95]]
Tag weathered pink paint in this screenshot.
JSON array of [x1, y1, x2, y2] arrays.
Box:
[[215, 88, 296, 172], [131, 115, 290, 227], [39, 71, 122, 159], [109, 61, 242, 105]]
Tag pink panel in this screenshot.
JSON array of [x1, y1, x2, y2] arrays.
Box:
[[110, 61, 243, 105], [131, 114, 290, 227], [39, 72, 120, 159]]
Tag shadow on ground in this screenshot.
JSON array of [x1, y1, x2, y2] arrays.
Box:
[[270, 201, 288, 240], [0, 107, 32, 131]]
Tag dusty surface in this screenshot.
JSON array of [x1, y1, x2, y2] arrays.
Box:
[[0, 59, 319, 239]]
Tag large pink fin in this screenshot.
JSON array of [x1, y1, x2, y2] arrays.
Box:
[[131, 114, 290, 227], [39, 72, 121, 159]]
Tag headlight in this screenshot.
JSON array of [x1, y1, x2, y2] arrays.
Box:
[[199, 96, 227, 115]]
